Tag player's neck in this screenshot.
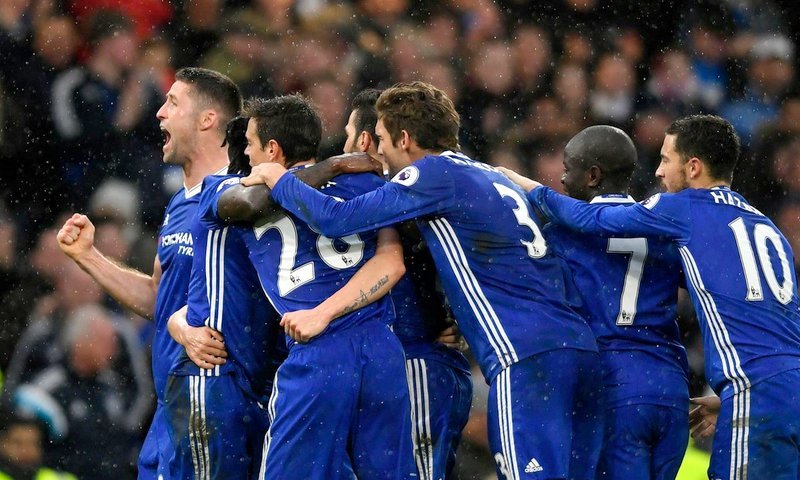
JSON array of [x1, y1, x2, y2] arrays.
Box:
[[688, 177, 731, 190], [182, 140, 229, 190]]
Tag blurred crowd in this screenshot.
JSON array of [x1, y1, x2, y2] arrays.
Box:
[[1, 0, 800, 477]]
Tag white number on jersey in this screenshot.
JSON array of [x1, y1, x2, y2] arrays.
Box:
[[607, 238, 648, 325], [729, 217, 794, 305], [493, 183, 547, 258], [254, 215, 365, 296]]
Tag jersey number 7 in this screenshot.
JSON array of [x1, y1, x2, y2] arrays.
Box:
[[607, 238, 648, 326]]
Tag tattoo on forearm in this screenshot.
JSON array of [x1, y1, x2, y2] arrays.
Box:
[[341, 275, 390, 315]]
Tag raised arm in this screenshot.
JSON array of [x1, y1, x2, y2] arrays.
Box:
[[280, 227, 405, 342], [57, 214, 159, 319], [217, 153, 381, 223]]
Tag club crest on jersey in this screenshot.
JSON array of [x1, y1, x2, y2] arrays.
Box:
[[391, 166, 420, 187], [640, 193, 661, 210]]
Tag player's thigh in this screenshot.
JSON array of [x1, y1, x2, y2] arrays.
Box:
[[709, 371, 800, 480], [260, 341, 360, 480], [487, 351, 586, 480], [138, 405, 170, 480], [405, 358, 472, 480], [351, 324, 416, 480], [567, 350, 604, 480], [651, 404, 689, 480], [599, 404, 686, 480]]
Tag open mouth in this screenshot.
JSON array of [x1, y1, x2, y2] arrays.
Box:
[[161, 127, 172, 150]]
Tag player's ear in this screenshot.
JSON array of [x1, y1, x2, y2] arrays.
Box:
[[399, 130, 412, 150], [198, 109, 217, 131], [587, 165, 602, 188], [266, 139, 283, 162], [687, 157, 702, 179], [359, 131, 371, 153]]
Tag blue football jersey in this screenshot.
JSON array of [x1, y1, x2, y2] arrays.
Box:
[[218, 168, 395, 348], [390, 223, 470, 372], [531, 185, 800, 399], [545, 194, 688, 408], [270, 151, 597, 382], [153, 185, 202, 400], [170, 174, 285, 403]]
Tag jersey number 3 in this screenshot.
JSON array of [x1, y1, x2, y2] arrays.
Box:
[[494, 183, 547, 258], [254, 216, 364, 296]]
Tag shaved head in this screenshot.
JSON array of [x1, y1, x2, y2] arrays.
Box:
[[561, 125, 637, 200]]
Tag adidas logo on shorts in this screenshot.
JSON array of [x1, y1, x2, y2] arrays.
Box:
[[524, 458, 543, 473]]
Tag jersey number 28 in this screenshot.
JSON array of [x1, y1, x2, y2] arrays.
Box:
[[254, 216, 364, 296]]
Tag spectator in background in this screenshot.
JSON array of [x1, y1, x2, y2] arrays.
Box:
[[630, 108, 673, 199], [589, 53, 637, 128], [50, 10, 162, 205], [510, 23, 552, 104], [0, 407, 76, 480], [685, 10, 734, 111], [644, 48, 703, 116], [719, 35, 795, 147], [14, 305, 151, 479]]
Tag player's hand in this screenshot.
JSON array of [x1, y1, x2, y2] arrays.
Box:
[[241, 163, 288, 188], [437, 324, 468, 351], [56, 214, 95, 261], [496, 167, 542, 192], [689, 395, 721, 439], [169, 308, 227, 369], [328, 152, 384, 177], [280, 309, 329, 343]]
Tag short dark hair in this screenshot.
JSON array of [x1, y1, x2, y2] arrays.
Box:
[[243, 94, 322, 165], [175, 68, 242, 133], [665, 114, 741, 182], [352, 88, 382, 138], [376, 81, 460, 151]]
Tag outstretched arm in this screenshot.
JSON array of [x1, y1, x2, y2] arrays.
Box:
[[280, 227, 405, 342], [217, 153, 382, 223], [57, 214, 159, 319]]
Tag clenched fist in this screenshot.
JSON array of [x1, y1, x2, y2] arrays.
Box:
[[56, 214, 95, 261]]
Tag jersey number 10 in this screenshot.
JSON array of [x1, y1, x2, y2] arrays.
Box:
[[729, 217, 793, 305]]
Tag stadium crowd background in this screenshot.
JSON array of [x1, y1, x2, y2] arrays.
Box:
[[1, 0, 800, 477]]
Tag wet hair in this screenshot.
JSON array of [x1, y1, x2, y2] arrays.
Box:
[[665, 114, 741, 182], [243, 94, 322, 166], [352, 88, 382, 139], [376, 81, 460, 151], [175, 68, 242, 133], [566, 125, 637, 186], [223, 116, 251, 175]]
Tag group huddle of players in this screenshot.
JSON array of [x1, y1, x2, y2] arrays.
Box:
[[56, 67, 800, 480]]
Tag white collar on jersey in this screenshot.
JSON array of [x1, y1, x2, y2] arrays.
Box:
[[590, 194, 636, 204], [184, 165, 230, 199]]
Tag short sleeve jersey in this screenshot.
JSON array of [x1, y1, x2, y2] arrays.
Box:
[[531, 185, 800, 399], [217, 168, 395, 349], [152, 185, 201, 400], [169, 174, 285, 402], [545, 194, 688, 407], [270, 151, 597, 383]]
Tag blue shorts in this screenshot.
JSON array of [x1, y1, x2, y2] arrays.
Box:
[[259, 322, 416, 480], [163, 372, 269, 480], [138, 403, 172, 480], [405, 357, 472, 480], [709, 368, 800, 480], [487, 349, 604, 480], [598, 404, 688, 480]]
